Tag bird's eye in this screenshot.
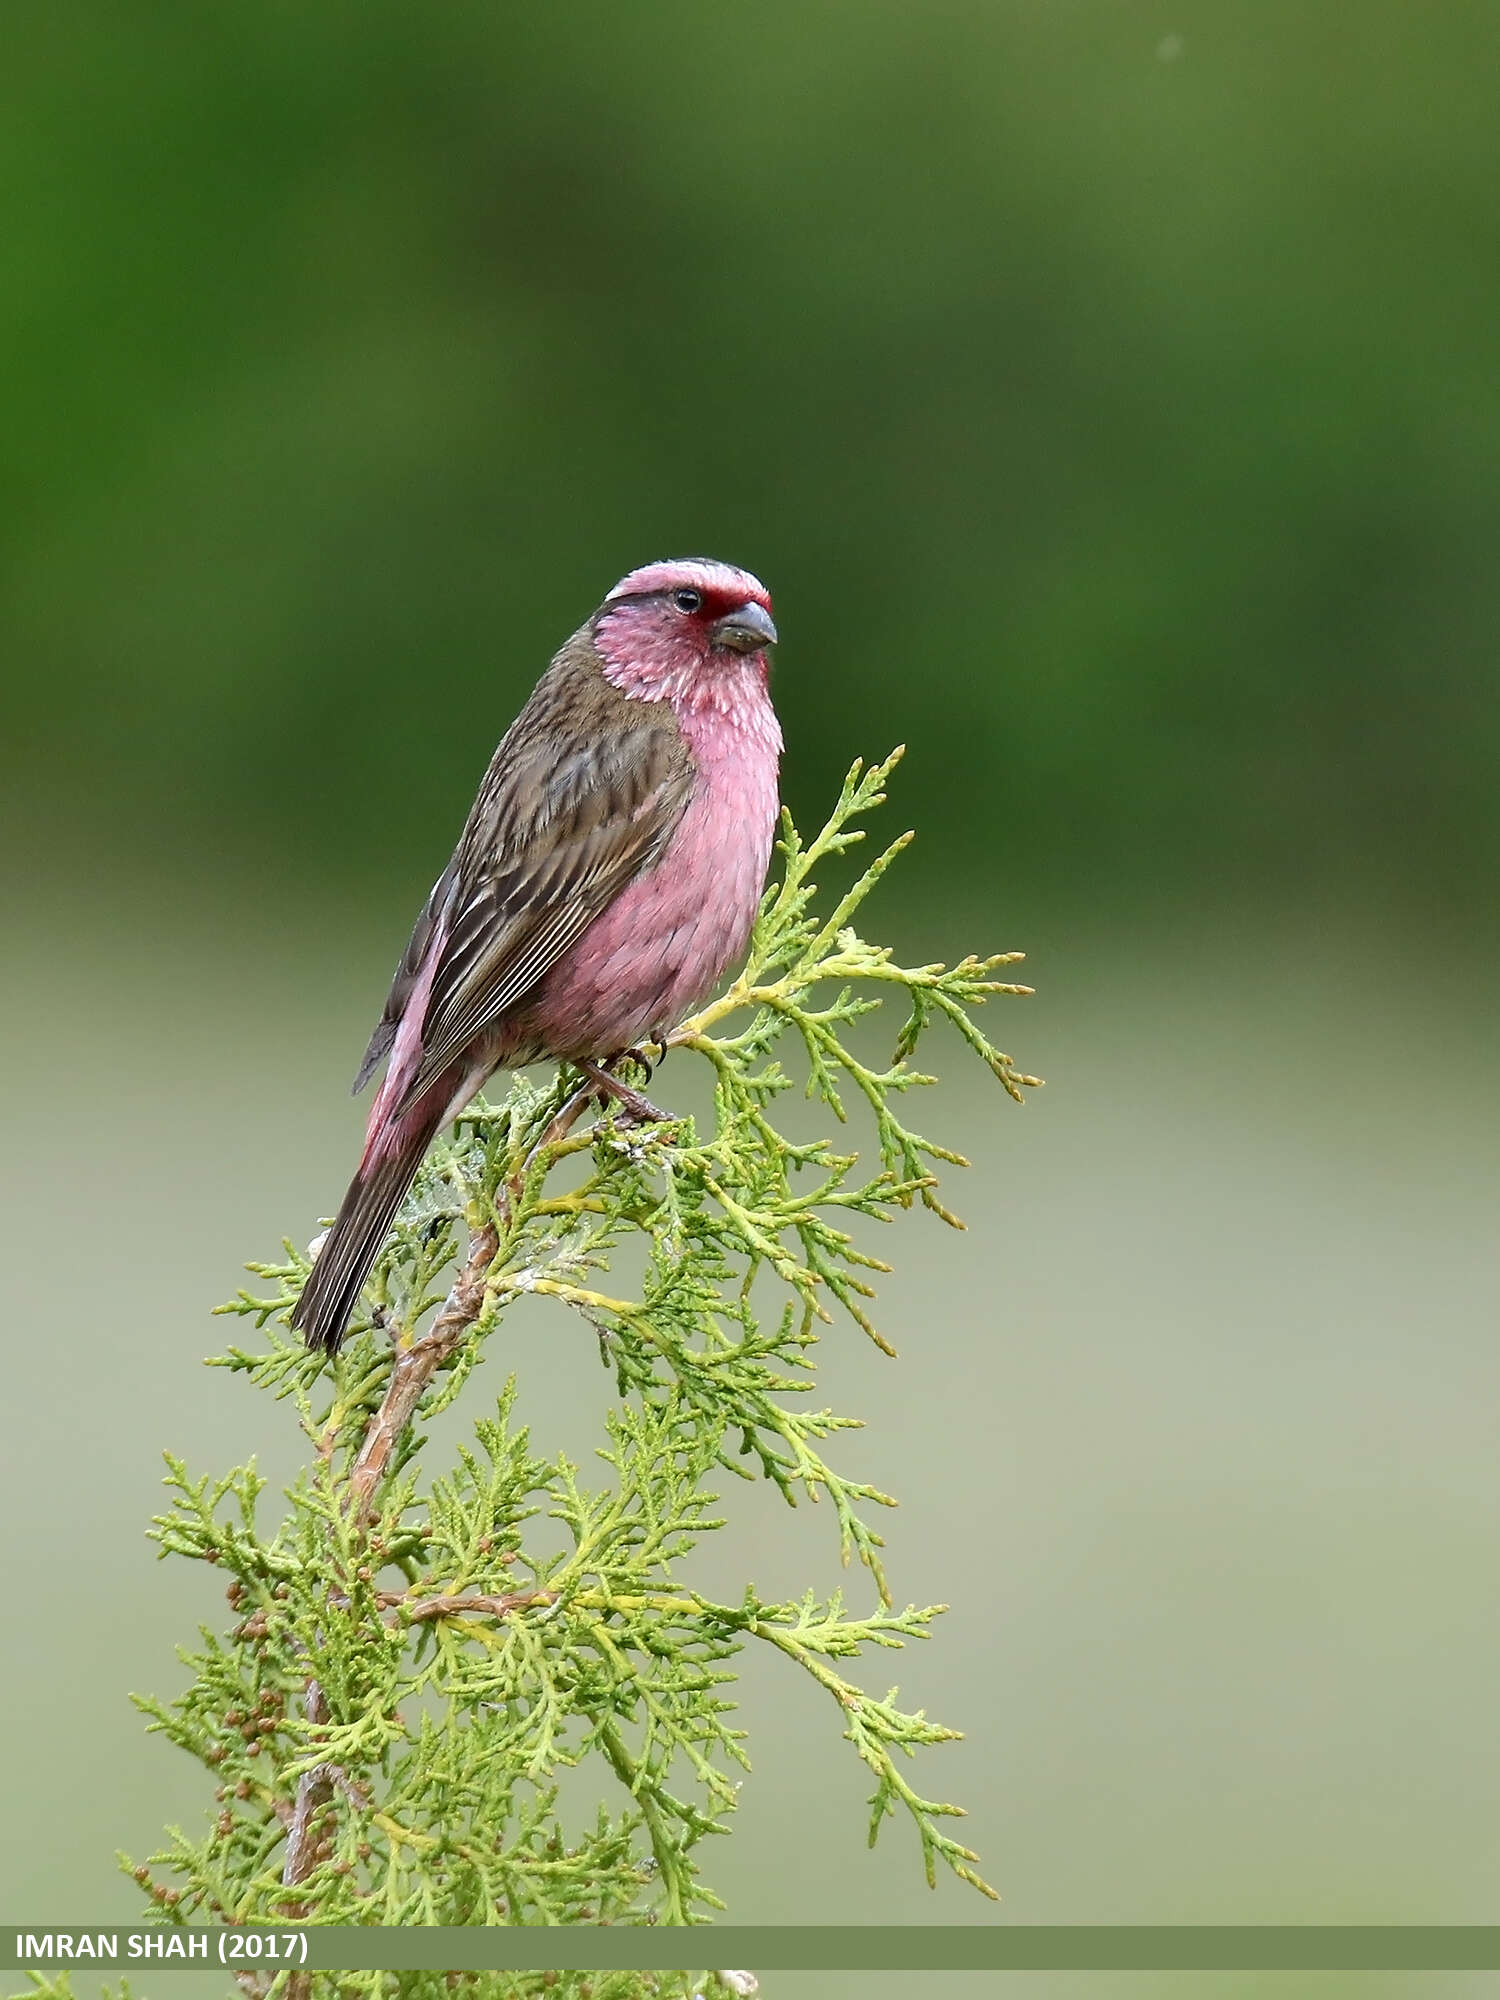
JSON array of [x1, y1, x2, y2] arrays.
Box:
[[672, 587, 703, 613]]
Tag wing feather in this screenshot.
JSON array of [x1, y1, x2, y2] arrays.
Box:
[[366, 632, 694, 1119]]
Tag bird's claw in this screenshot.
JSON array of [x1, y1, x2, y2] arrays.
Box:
[[617, 1039, 668, 1084]]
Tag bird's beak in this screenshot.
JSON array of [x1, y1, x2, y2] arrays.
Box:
[[710, 601, 778, 653]]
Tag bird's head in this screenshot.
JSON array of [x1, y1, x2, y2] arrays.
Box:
[[591, 558, 778, 715]]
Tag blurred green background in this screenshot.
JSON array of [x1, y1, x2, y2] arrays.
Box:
[[5, 1, 1500, 1989]]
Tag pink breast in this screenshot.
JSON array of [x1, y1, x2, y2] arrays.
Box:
[[516, 703, 781, 1062]]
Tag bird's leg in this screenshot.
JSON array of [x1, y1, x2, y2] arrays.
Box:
[[580, 1058, 670, 1126], [621, 1038, 672, 1104]]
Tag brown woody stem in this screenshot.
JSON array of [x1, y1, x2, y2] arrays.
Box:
[[280, 1678, 333, 1952], [345, 1218, 500, 1528], [377, 1586, 558, 1625]]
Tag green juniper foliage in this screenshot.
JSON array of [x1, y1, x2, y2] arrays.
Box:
[[123, 751, 1038, 1957]]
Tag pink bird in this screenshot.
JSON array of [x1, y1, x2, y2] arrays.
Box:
[[292, 558, 782, 1353]]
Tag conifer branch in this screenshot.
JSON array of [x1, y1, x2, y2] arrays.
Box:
[[118, 748, 1038, 1968]]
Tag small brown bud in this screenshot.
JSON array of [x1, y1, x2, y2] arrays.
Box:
[[235, 1779, 251, 1799], [132, 1865, 150, 1885], [204, 1548, 220, 1564], [246, 1741, 261, 1757]]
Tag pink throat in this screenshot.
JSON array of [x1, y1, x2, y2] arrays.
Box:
[[592, 606, 782, 763]]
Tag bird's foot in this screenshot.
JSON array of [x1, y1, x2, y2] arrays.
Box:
[[581, 1058, 670, 1126]]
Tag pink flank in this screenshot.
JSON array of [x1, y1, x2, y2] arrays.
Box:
[[514, 679, 781, 1060], [361, 912, 451, 1171]]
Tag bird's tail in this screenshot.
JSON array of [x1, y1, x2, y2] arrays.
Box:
[[291, 1080, 453, 1354]]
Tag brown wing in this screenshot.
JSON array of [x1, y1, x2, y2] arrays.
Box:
[[383, 631, 694, 1116]]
